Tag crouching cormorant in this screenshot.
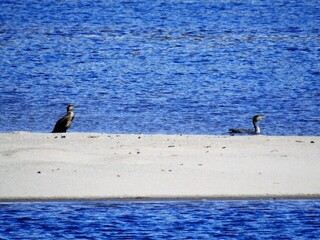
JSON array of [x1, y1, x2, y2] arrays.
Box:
[[52, 105, 75, 133], [229, 114, 265, 134]]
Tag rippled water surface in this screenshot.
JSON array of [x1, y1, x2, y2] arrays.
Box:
[[1, 200, 320, 239], [0, 0, 319, 135]]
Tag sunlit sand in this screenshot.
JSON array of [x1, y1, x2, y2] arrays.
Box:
[[0, 132, 319, 201]]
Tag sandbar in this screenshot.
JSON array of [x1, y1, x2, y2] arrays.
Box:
[[0, 132, 319, 201]]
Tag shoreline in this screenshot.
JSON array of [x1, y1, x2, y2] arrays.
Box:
[[1, 133, 319, 202], [1, 195, 320, 203]]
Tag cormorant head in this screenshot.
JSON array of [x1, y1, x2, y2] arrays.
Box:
[[67, 105, 75, 112], [253, 114, 265, 122]]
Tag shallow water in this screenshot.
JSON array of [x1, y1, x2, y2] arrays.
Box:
[[0, 0, 319, 135], [1, 200, 320, 239]]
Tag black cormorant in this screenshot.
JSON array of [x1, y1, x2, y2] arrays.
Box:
[[52, 105, 75, 133], [229, 115, 265, 134]]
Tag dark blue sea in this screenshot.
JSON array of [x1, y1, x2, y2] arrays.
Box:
[[1, 200, 320, 239], [0, 0, 319, 135], [1, 1, 320, 238]]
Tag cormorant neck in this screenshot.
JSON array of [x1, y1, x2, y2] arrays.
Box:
[[253, 121, 260, 134]]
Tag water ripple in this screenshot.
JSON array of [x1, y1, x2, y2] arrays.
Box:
[[0, 0, 319, 135], [1, 200, 320, 239]]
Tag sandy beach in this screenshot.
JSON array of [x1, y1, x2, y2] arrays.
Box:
[[0, 132, 319, 201]]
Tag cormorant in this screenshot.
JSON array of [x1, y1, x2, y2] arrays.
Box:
[[229, 115, 265, 134], [52, 105, 75, 133]]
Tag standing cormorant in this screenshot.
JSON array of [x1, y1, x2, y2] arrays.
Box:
[[229, 115, 265, 134], [52, 105, 75, 133]]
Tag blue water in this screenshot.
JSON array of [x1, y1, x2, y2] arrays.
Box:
[[0, 200, 320, 239], [1, 1, 320, 238], [0, 0, 319, 135]]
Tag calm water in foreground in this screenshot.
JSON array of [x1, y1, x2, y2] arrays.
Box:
[[0, 0, 319, 135], [1, 200, 320, 239]]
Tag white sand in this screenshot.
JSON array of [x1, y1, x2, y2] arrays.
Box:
[[0, 132, 319, 201]]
